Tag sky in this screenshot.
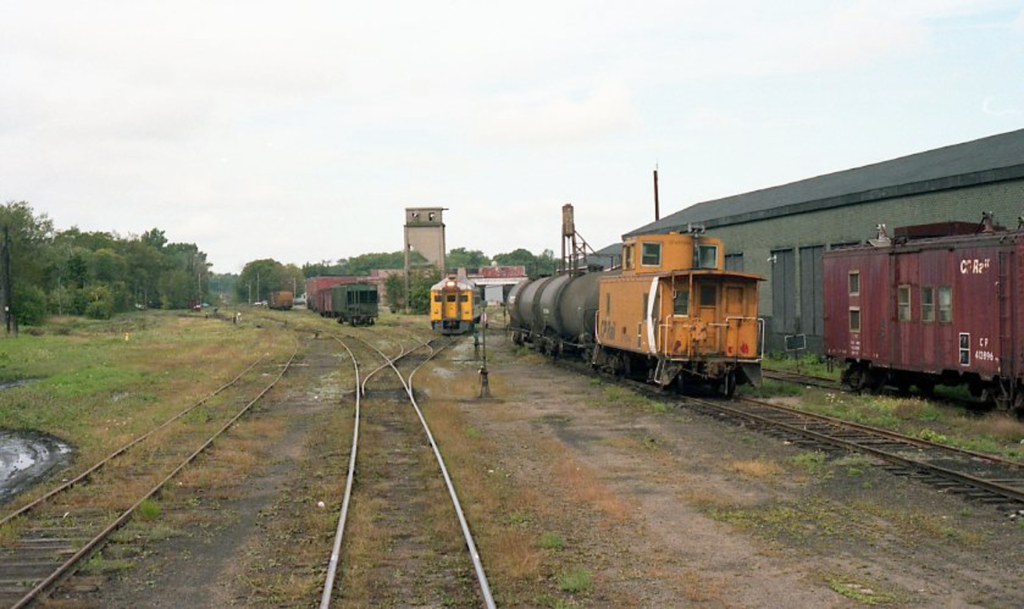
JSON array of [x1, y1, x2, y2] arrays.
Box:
[[2, 1, 1023, 274]]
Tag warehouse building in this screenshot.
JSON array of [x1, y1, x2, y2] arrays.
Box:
[[624, 128, 1024, 353]]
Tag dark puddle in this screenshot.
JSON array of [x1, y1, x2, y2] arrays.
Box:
[[0, 378, 38, 391], [0, 429, 74, 505]]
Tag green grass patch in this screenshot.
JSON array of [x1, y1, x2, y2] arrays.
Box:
[[790, 451, 829, 475], [81, 554, 134, 574], [558, 566, 593, 593], [764, 353, 841, 380], [825, 573, 897, 605], [537, 531, 565, 550], [137, 498, 161, 520], [741, 378, 804, 398]]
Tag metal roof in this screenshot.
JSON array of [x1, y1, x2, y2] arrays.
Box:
[[625, 127, 1024, 237]]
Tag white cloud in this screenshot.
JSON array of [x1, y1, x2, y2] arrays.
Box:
[[475, 83, 639, 145]]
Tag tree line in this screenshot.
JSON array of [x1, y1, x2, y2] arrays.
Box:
[[1, 201, 211, 325], [2, 200, 561, 324]]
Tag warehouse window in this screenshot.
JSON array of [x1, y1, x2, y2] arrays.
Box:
[[641, 242, 661, 267], [697, 245, 718, 269], [921, 287, 935, 323], [848, 271, 860, 296], [938, 286, 953, 323], [849, 307, 860, 333], [724, 253, 743, 272], [897, 285, 911, 321], [673, 288, 689, 315]]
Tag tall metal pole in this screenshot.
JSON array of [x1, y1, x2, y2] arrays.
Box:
[[653, 167, 660, 221]]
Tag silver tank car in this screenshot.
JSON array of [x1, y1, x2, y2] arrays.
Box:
[[508, 272, 602, 356]]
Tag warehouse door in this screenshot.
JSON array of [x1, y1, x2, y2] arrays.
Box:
[[799, 246, 824, 337], [771, 249, 796, 335]]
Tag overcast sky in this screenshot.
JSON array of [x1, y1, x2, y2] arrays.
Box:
[[2, 1, 1023, 273]]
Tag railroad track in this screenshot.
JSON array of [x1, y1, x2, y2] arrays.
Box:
[[542, 353, 1024, 511], [681, 393, 1024, 509], [320, 333, 494, 608], [761, 367, 843, 391], [0, 344, 298, 608]]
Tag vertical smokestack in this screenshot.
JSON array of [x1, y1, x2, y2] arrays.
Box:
[[653, 167, 660, 221]]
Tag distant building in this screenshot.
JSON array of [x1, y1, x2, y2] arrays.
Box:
[[456, 265, 529, 304]]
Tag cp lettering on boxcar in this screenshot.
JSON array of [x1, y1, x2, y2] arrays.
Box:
[[959, 258, 991, 274]]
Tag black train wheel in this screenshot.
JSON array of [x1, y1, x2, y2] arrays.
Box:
[[721, 370, 737, 399]]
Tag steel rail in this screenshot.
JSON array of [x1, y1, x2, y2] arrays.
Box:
[[0, 354, 268, 528], [320, 337, 361, 609], [10, 345, 298, 609]]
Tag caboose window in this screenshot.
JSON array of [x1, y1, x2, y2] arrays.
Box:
[[641, 242, 661, 267], [849, 308, 860, 332], [848, 271, 860, 296], [698, 245, 718, 269], [921, 287, 935, 323], [700, 284, 716, 307], [605, 292, 611, 314], [897, 285, 911, 321], [938, 286, 952, 323], [673, 289, 689, 315]]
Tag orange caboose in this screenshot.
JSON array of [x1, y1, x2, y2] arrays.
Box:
[[593, 232, 763, 395]]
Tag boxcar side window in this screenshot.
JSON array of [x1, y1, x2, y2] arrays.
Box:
[[641, 242, 661, 267], [938, 286, 952, 323], [848, 271, 860, 296], [921, 287, 935, 322], [849, 307, 860, 332], [897, 285, 911, 321], [673, 288, 689, 315]]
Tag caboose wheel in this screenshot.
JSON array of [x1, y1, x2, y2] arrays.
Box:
[[721, 371, 737, 399]]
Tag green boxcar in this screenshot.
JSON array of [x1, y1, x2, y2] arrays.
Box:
[[330, 283, 379, 325]]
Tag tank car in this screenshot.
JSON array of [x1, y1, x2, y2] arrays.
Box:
[[823, 214, 1024, 411], [431, 276, 484, 335], [330, 283, 379, 325], [509, 231, 763, 396]]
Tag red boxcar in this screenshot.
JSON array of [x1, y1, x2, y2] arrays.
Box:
[[305, 277, 364, 316], [823, 218, 1024, 411]]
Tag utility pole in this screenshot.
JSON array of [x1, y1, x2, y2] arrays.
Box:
[[2, 226, 14, 335]]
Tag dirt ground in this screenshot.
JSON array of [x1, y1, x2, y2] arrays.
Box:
[[47, 328, 1024, 607]]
